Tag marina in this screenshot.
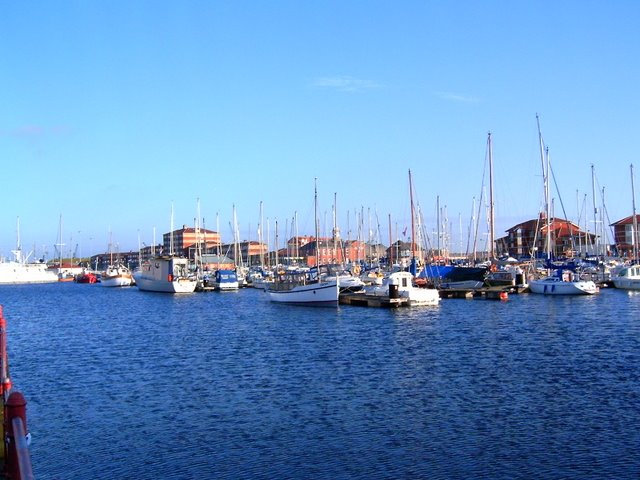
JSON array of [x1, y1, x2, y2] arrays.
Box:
[[2, 282, 639, 479], [3, 4, 640, 479]]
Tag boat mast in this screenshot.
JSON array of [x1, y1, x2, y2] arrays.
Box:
[[274, 219, 279, 267], [409, 169, 417, 272], [631, 163, 638, 261], [591, 164, 599, 257], [388, 213, 393, 266], [259, 201, 264, 270], [487, 132, 495, 261], [536, 115, 551, 261], [332, 192, 340, 264], [314, 178, 320, 267], [436, 195, 440, 260], [170, 203, 175, 256], [16, 216, 21, 258]]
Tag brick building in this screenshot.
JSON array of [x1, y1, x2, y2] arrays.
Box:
[[500, 215, 596, 259], [611, 214, 640, 258]]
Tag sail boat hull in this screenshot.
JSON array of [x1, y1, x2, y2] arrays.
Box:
[[528, 275, 598, 295]]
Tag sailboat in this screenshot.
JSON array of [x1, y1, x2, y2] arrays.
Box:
[[528, 115, 598, 295], [404, 170, 440, 305], [134, 206, 197, 293], [266, 179, 339, 306]]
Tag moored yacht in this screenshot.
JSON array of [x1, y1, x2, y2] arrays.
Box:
[[528, 269, 599, 295]]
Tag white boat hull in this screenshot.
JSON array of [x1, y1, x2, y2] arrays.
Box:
[[612, 278, 640, 290], [364, 271, 440, 306], [101, 274, 133, 287], [0, 262, 59, 284], [134, 274, 197, 293], [612, 265, 640, 290], [529, 277, 598, 295], [399, 288, 441, 306], [101, 264, 134, 287], [267, 280, 338, 306], [214, 281, 239, 291]]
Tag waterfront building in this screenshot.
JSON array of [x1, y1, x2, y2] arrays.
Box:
[[163, 226, 221, 258], [499, 215, 596, 259], [610, 214, 640, 258], [298, 238, 369, 266], [219, 240, 268, 266]]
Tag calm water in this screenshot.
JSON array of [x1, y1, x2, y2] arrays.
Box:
[[1, 283, 639, 479]]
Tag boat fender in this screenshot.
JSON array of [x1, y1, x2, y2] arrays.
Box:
[[167, 274, 173, 282]]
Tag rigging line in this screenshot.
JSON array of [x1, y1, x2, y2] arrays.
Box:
[[465, 199, 475, 258], [592, 171, 615, 248], [549, 160, 577, 251], [600, 187, 614, 246]]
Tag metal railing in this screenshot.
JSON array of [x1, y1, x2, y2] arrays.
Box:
[[1, 305, 35, 480]]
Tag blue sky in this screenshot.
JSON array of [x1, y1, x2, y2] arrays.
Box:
[[2, 1, 639, 259]]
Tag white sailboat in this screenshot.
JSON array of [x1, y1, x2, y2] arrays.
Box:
[[266, 179, 339, 306], [528, 115, 598, 296]]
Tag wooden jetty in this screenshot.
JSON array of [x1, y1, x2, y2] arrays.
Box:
[[339, 292, 409, 308], [438, 286, 516, 300]]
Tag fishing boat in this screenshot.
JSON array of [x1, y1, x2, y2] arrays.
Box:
[[364, 271, 440, 306], [101, 264, 133, 287], [101, 231, 134, 287], [611, 264, 640, 290], [133, 256, 196, 293], [266, 179, 339, 306], [75, 270, 98, 284], [267, 267, 339, 306]]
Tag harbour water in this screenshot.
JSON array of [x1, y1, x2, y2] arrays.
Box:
[[1, 283, 639, 479]]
